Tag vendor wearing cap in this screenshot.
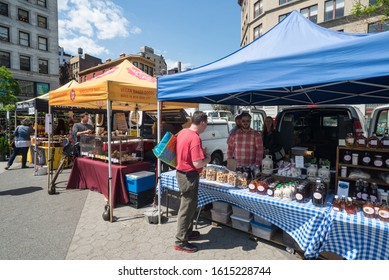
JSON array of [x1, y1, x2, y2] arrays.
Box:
[[227, 112, 263, 167]]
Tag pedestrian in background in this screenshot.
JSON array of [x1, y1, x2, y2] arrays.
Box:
[[174, 111, 211, 253], [5, 118, 34, 170], [227, 113, 241, 142]]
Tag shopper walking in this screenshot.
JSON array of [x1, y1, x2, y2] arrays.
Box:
[[5, 118, 34, 170], [174, 111, 210, 253]]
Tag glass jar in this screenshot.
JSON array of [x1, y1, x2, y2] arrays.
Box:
[[378, 204, 389, 222], [256, 181, 268, 195], [352, 153, 359, 165], [345, 197, 357, 215], [267, 182, 277, 197], [345, 133, 355, 147], [307, 164, 318, 182], [312, 178, 327, 207], [367, 134, 380, 149], [340, 166, 347, 178], [332, 195, 341, 212], [343, 151, 352, 164], [274, 185, 283, 199], [248, 180, 257, 193], [380, 130, 389, 149], [385, 157, 389, 169], [373, 155, 383, 168], [355, 133, 367, 148], [361, 152, 371, 166], [362, 200, 375, 218]]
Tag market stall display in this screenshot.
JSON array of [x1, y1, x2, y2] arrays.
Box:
[[67, 157, 150, 208]]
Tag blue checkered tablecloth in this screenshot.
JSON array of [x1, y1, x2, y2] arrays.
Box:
[[319, 211, 389, 260], [160, 170, 332, 258]]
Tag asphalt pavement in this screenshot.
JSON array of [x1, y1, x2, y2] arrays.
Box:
[[0, 160, 302, 260]]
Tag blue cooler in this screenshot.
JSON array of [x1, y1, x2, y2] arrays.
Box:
[[126, 171, 155, 193]]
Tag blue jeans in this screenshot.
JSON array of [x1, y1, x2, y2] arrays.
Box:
[[7, 146, 29, 167]]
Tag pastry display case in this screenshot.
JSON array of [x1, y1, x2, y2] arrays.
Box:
[[79, 135, 144, 165]]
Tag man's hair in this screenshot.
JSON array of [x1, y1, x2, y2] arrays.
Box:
[[80, 112, 89, 119], [191, 111, 208, 125], [240, 112, 251, 120]]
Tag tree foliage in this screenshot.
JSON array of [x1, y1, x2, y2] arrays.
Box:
[[352, 0, 389, 18], [0, 66, 20, 106]]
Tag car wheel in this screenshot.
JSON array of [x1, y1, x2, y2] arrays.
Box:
[[210, 152, 223, 165]]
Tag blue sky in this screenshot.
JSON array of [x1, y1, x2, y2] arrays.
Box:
[[58, 0, 241, 71]]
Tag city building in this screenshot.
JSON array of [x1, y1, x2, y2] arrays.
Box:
[[0, 0, 59, 99], [238, 0, 387, 116], [58, 46, 71, 66], [78, 53, 155, 83], [238, 0, 386, 47], [69, 49, 102, 82], [139, 46, 167, 76]]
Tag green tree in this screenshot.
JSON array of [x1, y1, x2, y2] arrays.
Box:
[[352, 0, 389, 18], [0, 66, 20, 106]]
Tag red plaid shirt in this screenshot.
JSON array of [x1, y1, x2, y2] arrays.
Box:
[[227, 128, 263, 166]]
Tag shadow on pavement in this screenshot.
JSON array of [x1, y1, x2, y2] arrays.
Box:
[[0, 186, 43, 196]]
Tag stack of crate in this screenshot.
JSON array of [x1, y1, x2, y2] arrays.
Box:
[[126, 171, 155, 208], [250, 214, 277, 240], [230, 205, 253, 233], [210, 201, 232, 224]]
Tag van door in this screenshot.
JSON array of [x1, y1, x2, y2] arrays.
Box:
[[369, 105, 389, 137], [200, 120, 229, 165]]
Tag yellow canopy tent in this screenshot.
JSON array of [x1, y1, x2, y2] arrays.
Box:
[[48, 60, 196, 222]]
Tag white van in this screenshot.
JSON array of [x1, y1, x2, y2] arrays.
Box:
[[368, 105, 389, 137], [201, 118, 233, 165]]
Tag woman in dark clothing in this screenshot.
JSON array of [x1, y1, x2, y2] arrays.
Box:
[[5, 118, 34, 169], [262, 116, 284, 161]]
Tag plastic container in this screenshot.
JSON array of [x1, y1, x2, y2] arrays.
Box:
[[210, 209, 232, 224], [250, 221, 276, 240], [253, 214, 273, 227], [231, 205, 252, 219], [230, 215, 252, 232], [212, 201, 232, 213], [126, 171, 155, 193]]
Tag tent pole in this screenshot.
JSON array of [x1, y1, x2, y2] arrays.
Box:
[[157, 101, 161, 224], [34, 109, 38, 175], [107, 99, 114, 223], [47, 106, 51, 192]]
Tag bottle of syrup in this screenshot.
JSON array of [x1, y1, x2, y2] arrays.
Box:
[[367, 133, 380, 149], [380, 129, 389, 149], [354, 179, 362, 200], [369, 183, 378, 203], [362, 200, 375, 218], [361, 181, 370, 201], [378, 203, 389, 222], [332, 195, 341, 212], [355, 132, 367, 148], [312, 178, 326, 207], [345, 197, 357, 215]]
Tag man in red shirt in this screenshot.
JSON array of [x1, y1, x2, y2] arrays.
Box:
[[227, 112, 263, 167], [174, 111, 210, 253]]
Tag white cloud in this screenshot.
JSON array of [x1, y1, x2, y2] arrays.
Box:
[[165, 59, 192, 71], [57, 0, 141, 56]]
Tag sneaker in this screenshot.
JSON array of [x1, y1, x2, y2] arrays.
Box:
[[21, 166, 31, 169], [188, 230, 200, 240], [174, 242, 198, 253], [4, 165, 10, 170]]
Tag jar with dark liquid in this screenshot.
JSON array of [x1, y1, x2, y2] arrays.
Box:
[[378, 203, 389, 222], [343, 151, 352, 164], [332, 195, 341, 212], [361, 152, 371, 166], [362, 200, 375, 218], [312, 178, 327, 207]]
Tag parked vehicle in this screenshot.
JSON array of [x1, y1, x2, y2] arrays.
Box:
[[201, 118, 233, 165], [204, 110, 234, 122], [275, 105, 367, 168], [368, 105, 389, 137]]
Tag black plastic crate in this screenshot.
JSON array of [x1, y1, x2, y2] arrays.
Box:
[[128, 189, 154, 209]]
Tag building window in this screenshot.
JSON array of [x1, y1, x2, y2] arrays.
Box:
[[37, 0, 46, 7], [279, 13, 290, 22], [18, 9, 29, 23], [0, 51, 10, 68], [0, 25, 9, 42], [253, 24, 262, 40], [19, 31, 30, 47], [368, 20, 389, 32], [0, 2, 8, 17], [324, 0, 344, 21], [38, 59, 48, 74], [20, 55, 30, 71], [38, 36, 48, 51], [279, 0, 295, 4], [301, 5, 318, 23], [254, 0, 263, 18], [37, 15, 47, 28]]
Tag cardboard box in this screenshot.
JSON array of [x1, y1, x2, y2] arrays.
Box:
[[126, 171, 155, 193]]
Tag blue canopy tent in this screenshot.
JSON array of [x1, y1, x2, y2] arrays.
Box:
[[157, 10, 389, 106], [154, 10, 389, 223]]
